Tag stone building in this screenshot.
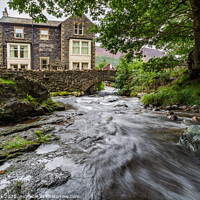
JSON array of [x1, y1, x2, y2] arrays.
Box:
[[0, 8, 95, 70]]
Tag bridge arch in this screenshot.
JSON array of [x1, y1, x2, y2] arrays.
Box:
[[0, 69, 117, 93], [80, 73, 116, 92]]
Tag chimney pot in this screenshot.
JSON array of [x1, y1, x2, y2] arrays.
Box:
[[3, 7, 8, 17]]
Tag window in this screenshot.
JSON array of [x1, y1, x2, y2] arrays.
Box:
[[10, 45, 18, 58], [82, 63, 88, 69], [73, 41, 80, 54], [81, 42, 89, 55], [74, 22, 84, 35], [10, 64, 18, 70], [9, 44, 29, 59], [40, 57, 49, 70], [40, 29, 49, 40], [73, 63, 79, 70], [14, 27, 24, 39], [74, 23, 78, 35], [20, 64, 28, 69], [20, 46, 28, 58], [72, 41, 89, 55]]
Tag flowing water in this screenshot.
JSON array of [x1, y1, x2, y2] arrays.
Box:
[[0, 86, 200, 200]]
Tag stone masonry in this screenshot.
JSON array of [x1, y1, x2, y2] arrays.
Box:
[[0, 69, 116, 92], [0, 10, 95, 70], [61, 15, 95, 69]]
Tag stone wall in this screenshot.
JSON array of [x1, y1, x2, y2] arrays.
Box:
[[2, 24, 61, 70], [0, 25, 2, 66], [0, 69, 116, 92], [61, 15, 95, 69]]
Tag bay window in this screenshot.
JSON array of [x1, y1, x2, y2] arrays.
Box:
[[10, 45, 18, 58], [20, 46, 28, 58], [72, 41, 89, 55], [81, 42, 89, 55], [73, 41, 80, 54], [7, 43, 31, 70], [73, 63, 80, 70], [9, 44, 29, 59]]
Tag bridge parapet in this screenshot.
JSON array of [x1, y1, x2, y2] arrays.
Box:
[[0, 69, 117, 92]]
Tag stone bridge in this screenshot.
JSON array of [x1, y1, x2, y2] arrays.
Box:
[[0, 69, 117, 92]]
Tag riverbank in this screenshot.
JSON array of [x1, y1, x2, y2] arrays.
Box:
[[0, 74, 65, 125], [1, 87, 200, 199], [114, 58, 200, 108]]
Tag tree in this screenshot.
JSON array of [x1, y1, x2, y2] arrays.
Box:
[[8, 0, 200, 76], [95, 59, 107, 69]]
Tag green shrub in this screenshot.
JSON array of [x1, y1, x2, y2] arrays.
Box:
[[141, 80, 200, 106], [0, 78, 15, 85], [97, 81, 104, 90]]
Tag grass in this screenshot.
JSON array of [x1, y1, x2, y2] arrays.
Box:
[[34, 130, 52, 142], [141, 74, 200, 106], [0, 78, 15, 85], [51, 91, 83, 97], [3, 137, 33, 150]]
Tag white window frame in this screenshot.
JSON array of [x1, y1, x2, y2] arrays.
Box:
[[71, 40, 90, 55], [7, 43, 31, 70], [14, 27, 24, 39], [8, 43, 30, 59]]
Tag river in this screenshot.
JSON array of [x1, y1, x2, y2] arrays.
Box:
[[0, 86, 200, 200]]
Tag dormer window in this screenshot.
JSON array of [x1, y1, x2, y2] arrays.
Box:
[[40, 29, 49, 40], [74, 22, 84, 35], [14, 27, 24, 39]]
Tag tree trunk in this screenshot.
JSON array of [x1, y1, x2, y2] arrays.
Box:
[[189, 0, 200, 77]]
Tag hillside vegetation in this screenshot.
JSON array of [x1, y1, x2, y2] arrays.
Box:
[[95, 55, 119, 67], [114, 57, 200, 107]]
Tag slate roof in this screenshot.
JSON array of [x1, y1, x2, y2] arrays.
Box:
[[0, 16, 62, 27]]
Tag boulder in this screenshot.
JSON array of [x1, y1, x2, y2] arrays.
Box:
[[179, 125, 200, 153], [0, 73, 63, 124]]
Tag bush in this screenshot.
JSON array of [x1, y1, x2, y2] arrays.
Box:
[[141, 78, 200, 106]]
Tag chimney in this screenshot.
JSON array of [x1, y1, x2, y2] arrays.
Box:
[[3, 8, 8, 17]]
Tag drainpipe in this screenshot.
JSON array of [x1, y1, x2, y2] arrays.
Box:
[[31, 21, 34, 69], [2, 23, 4, 67]]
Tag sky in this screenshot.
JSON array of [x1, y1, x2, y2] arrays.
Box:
[[0, 0, 72, 21]]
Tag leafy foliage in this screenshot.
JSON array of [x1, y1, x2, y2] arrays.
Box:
[[96, 81, 104, 90], [0, 78, 15, 85], [141, 76, 200, 106], [114, 57, 180, 96]]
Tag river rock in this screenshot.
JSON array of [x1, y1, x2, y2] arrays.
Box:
[[172, 105, 179, 110], [179, 125, 200, 153], [137, 93, 146, 98], [191, 105, 200, 110], [114, 103, 128, 107], [179, 105, 187, 110], [166, 106, 173, 110], [168, 115, 178, 120], [192, 116, 200, 122]]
